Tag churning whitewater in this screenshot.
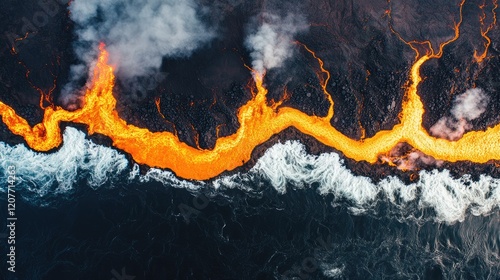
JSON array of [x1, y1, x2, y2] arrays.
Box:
[[0, 127, 499, 223]]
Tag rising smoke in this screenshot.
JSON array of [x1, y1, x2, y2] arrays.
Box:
[[61, 0, 215, 107], [244, 13, 308, 75], [430, 88, 489, 140], [380, 143, 444, 171], [382, 88, 489, 170]]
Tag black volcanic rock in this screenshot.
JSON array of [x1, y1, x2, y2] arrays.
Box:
[[1, 0, 500, 182]]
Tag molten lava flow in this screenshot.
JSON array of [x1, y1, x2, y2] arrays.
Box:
[[297, 42, 334, 121], [154, 97, 166, 119], [474, 0, 498, 63], [1, 2, 500, 180]]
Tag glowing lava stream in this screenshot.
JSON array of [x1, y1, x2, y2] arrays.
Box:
[[0, 45, 498, 180], [1, 10, 500, 180]]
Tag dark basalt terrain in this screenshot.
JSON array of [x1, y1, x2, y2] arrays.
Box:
[[1, 0, 500, 180]]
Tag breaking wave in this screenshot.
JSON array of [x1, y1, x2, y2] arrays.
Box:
[[243, 141, 500, 223], [1, 127, 499, 223], [0, 127, 129, 200]]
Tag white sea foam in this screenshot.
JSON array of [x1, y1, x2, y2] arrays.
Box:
[[241, 141, 500, 223], [0, 128, 499, 223], [0, 127, 128, 197], [129, 163, 203, 191], [321, 263, 344, 279]]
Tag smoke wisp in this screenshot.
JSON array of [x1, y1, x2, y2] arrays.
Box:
[[430, 88, 489, 140], [61, 0, 215, 106], [380, 143, 444, 171], [382, 88, 489, 170], [244, 13, 308, 75]]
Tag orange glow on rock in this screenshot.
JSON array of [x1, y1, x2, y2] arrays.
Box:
[[473, 0, 498, 63]]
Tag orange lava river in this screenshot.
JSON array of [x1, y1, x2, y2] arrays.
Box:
[[1, 11, 500, 180]]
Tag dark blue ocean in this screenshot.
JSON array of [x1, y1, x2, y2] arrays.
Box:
[[1, 174, 499, 279]]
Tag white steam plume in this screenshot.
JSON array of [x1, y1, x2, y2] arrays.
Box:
[[380, 143, 443, 171], [61, 0, 215, 105], [383, 88, 489, 170], [430, 88, 489, 140], [245, 13, 308, 74]]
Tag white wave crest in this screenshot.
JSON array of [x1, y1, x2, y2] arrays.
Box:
[[1, 128, 499, 223], [238, 141, 500, 223], [0, 127, 129, 197], [128, 163, 203, 191]]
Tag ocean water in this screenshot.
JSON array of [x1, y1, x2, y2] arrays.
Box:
[[1, 127, 499, 279]]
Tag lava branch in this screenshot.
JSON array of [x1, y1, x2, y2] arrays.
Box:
[[16, 58, 57, 110], [296, 41, 335, 121], [473, 0, 498, 63], [386, 0, 465, 129], [154, 97, 178, 136], [386, 0, 465, 60]]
